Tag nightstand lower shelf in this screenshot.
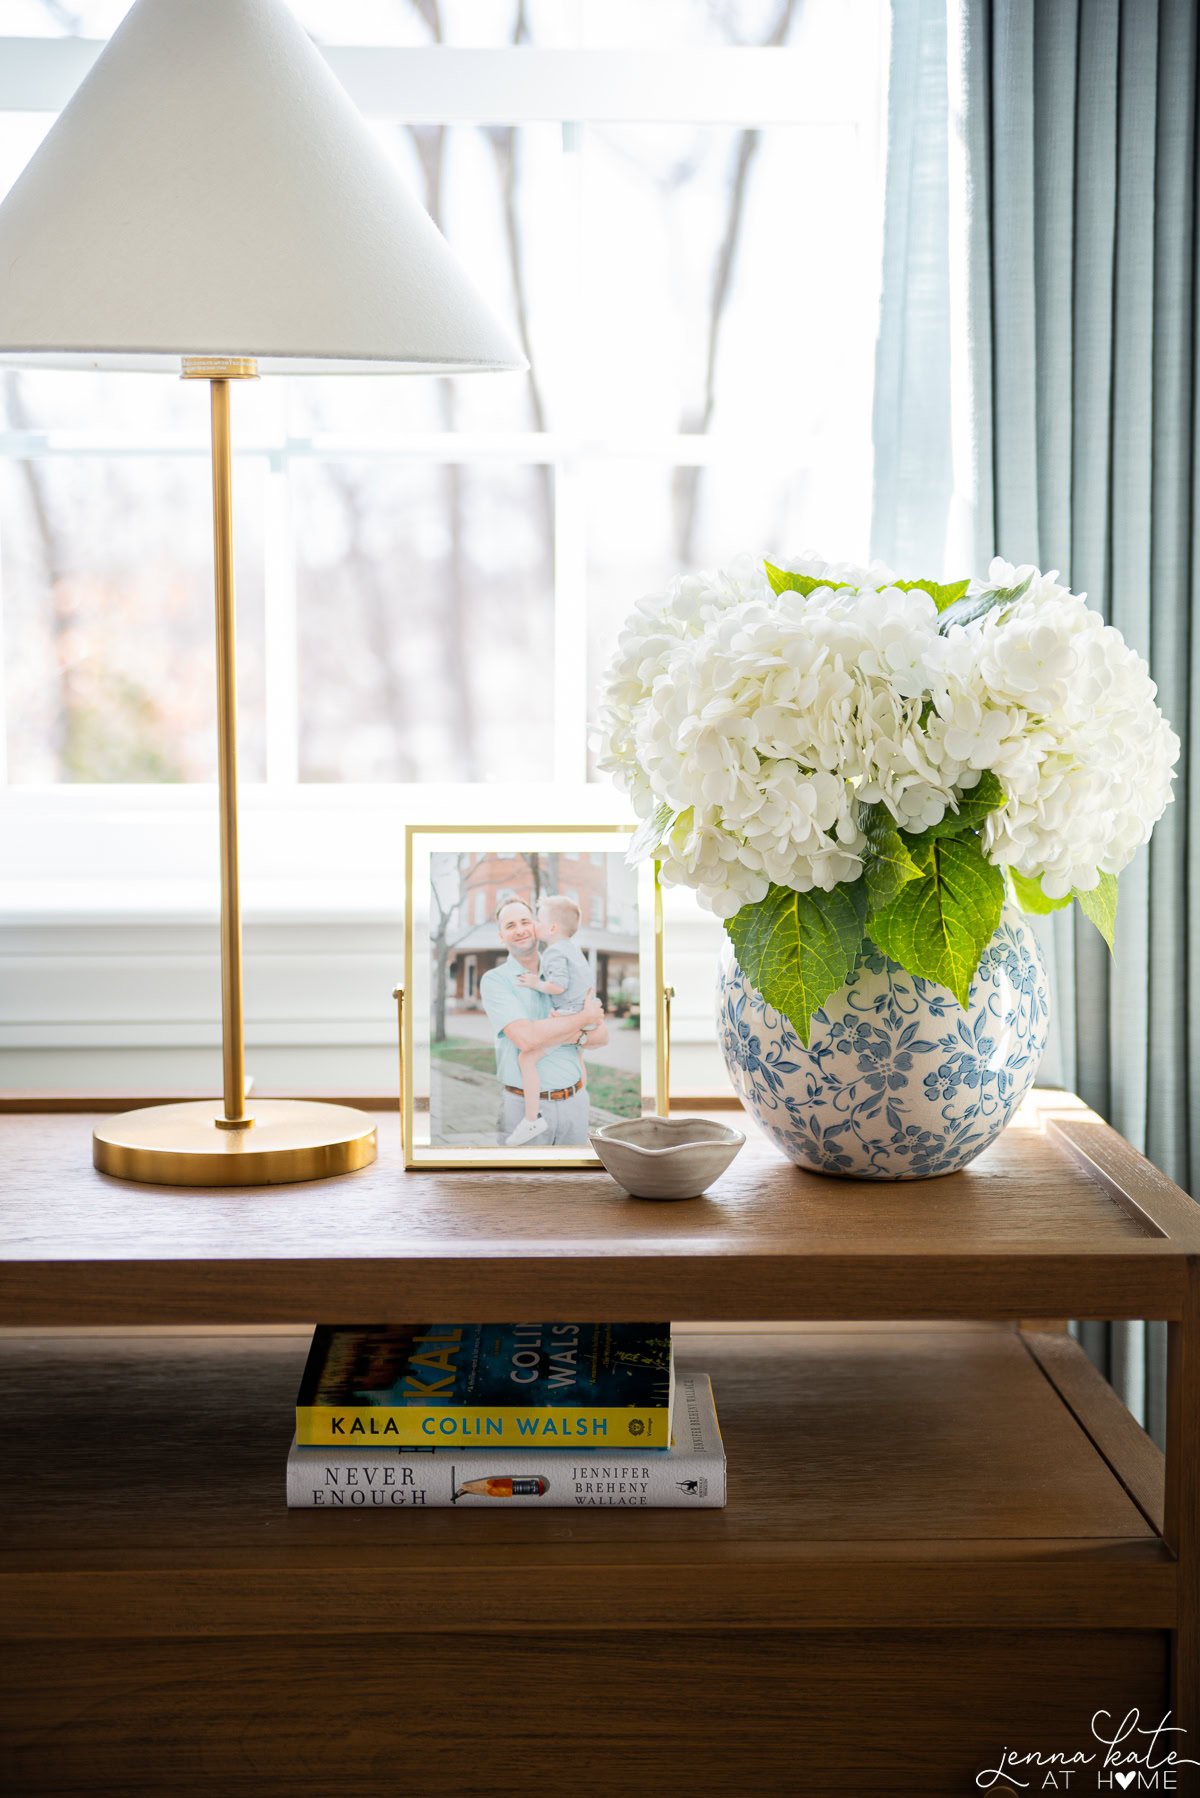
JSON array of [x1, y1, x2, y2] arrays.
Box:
[[0, 1324, 1172, 1795]]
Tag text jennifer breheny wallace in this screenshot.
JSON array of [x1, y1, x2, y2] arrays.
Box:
[[976, 1709, 1198, 1790]]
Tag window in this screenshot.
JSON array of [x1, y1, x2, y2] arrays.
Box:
[[0, 2, 890, 1096], [0, 2, 888, 823], [591, 894, 605, 928]]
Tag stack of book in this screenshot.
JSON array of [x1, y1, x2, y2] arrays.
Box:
[[286, 1321, 726, 1508]]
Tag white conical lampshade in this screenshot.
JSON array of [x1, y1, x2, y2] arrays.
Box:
[[0, 0, 525, 374]]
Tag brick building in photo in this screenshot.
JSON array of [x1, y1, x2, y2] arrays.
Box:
[[432, 849, 640, 1023]]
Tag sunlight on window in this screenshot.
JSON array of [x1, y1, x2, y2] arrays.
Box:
[[0, 0, 887, 792]]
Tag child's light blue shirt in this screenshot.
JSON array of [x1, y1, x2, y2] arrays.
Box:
[[540, 940, 591, 1012]]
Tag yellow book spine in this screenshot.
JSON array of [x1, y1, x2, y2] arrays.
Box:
[[295, 1405, 671, 1449]]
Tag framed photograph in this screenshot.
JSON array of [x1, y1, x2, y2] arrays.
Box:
[[402, 825, 665, 1169]]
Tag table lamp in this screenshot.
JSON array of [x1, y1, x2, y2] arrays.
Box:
[[0, 0, 525, 1186]]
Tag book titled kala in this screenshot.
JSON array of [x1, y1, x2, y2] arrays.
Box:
[[287, 1370, 724, 1507], [295, 1322, 674, 1449]]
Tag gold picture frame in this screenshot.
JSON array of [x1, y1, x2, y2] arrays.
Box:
[[398, 823, 667, 1170]]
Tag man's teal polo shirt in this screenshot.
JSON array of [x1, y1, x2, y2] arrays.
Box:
[[479, 953, 582, 1091]]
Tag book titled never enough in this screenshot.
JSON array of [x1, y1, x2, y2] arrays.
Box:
[[295, 1323, 674, 1449]]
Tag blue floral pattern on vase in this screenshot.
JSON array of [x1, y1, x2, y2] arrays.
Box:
[[716, 903, 1050, 1180]]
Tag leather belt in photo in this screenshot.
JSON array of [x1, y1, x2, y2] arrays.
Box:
[[504, 1079, 584, 1104]]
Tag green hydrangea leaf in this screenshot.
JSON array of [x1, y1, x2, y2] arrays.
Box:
[[1008, 868, 1073, 915], [764, 561, 850, 598], [725, 880, 867, 1047], [1076, 871, 1118, 952], [867, 833, 1004, 1010], [625, 800, 677, 866], [1009, 867, 1117, 950], [892, 577, 971, 611], [937, 570, 1033, 635], [860, 804, 923, 910], [916, 770, 1007, 842]]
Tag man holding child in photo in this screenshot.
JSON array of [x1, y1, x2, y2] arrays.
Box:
[[479, 895, 608, 1148]]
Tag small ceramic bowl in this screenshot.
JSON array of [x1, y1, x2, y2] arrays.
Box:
[[590, 1115, 745, 1200]]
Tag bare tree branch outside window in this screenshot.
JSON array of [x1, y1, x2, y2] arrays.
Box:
[[672, 0, 799, 564], [3, 374, 76, 776], [482, 0, 554, 540], [299, 0, 555, 784], [2, 374, 192, 781], [35, 0, 83, 30], [318, 462, 420, 782]]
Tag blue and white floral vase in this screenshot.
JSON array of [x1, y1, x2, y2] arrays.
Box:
[[716, 904, 1050, 1180]]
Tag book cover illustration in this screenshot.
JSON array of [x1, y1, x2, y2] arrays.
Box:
[[295, 1322, 674, 1449], [287, 1370, 725, 1508]]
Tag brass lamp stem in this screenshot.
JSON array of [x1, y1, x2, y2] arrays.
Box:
[[209, 375, 247, 1127], [92, 352, 377, 1184], [183, 355, 260, 1130]]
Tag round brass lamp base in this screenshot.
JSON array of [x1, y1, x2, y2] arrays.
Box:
[[93, 1099, 377, 1187]]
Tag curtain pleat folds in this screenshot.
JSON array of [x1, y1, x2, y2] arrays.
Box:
[[885, 0, 1199, 1441]]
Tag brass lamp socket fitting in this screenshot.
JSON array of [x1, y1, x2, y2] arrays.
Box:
[[181, 356, 260, 381]]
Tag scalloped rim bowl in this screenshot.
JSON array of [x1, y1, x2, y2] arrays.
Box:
[[590, 1115, 746, 1200]]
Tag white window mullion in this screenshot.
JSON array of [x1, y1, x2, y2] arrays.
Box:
[[0, 43, 859, 127]]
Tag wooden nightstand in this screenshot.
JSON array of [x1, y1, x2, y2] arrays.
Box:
[[1, 1090, 1197, 1795]]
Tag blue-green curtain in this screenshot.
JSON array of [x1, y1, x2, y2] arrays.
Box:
[[879, 0, 1199, 1443]]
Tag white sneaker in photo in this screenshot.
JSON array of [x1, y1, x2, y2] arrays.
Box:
[[506, 1114, 549, 1147]]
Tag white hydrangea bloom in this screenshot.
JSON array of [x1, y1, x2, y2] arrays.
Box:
[[772, 550, 899, 591], [596, 555, 1179, 917], [984, 556, 1076, 608], [971, 592, 1178, 895], [595, 554, 771, 819]]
